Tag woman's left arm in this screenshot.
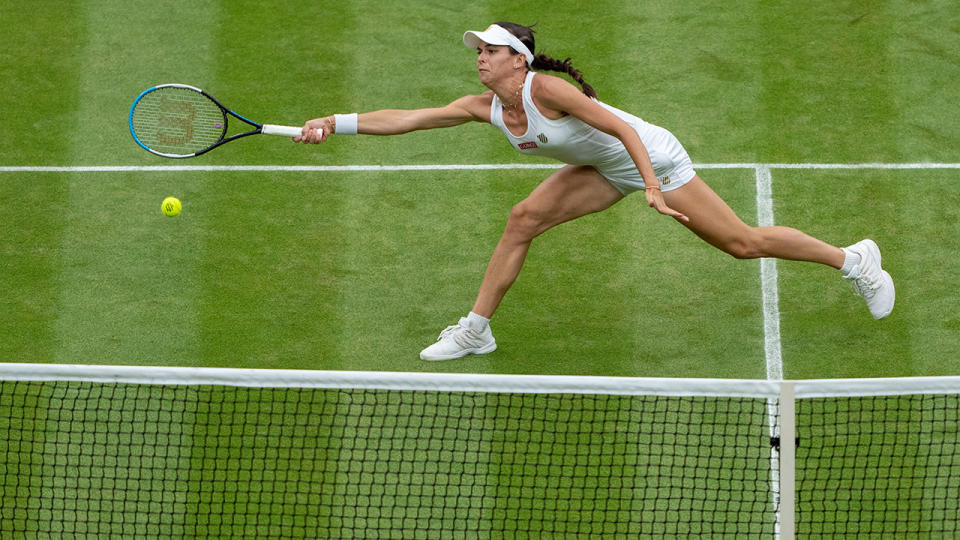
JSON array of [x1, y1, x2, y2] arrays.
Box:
[[535, 76, 689, 222]]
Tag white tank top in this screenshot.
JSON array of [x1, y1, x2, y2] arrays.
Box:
[[489, 71, 671, 181]]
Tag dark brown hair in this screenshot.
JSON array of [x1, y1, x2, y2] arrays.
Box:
[[495, 21, 598, 99]]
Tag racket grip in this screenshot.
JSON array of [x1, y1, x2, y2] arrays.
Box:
[[261, 124, 305, 137]]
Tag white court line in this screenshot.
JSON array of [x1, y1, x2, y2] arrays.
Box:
[[755, 165, 783, 380], [756, 165, 785, 537], [766, 162, 960, 170], [1, 164, 563, 173], [2, 162, 960, 173]]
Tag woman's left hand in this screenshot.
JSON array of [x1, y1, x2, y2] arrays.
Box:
[[645, 187, 690, 222]]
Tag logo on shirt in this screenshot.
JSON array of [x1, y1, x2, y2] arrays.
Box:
[[537, 133, 548, 144], [518, 142, 538, 150]]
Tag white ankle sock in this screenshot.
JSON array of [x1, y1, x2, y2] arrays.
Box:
[[465, 311, 490, 330], [840, 248, 861, 274]]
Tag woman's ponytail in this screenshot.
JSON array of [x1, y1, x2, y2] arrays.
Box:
[[531, 54, 598, 99]]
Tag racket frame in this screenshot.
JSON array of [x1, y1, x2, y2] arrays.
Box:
[[128, 83, 300, 158]]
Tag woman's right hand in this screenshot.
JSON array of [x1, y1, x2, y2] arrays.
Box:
[[295, 116, 335, 143], [645, 186, 690, 222]]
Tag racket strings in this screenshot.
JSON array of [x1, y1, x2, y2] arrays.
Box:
[[131, 87, 225, 155]]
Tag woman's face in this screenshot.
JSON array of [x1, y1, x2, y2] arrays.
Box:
[[476, 42, 523, 86]]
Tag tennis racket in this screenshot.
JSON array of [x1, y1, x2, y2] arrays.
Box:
[[128, 83, 303, 158]]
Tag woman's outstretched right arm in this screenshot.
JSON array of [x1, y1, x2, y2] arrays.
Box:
[[296, 93, 491, 143]]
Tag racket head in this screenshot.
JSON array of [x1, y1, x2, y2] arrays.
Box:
[[128, 84, 230, 158]]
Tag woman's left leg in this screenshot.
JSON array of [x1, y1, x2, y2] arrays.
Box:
[[663, 175, 894, 319], [662, 175, 845, 267]]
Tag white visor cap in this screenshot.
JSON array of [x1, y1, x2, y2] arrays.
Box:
[[463, 24, 534, 66]]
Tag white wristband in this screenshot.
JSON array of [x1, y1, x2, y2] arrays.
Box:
[[333, 113, 358, 135]]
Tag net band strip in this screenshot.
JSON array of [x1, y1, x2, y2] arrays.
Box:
[[3, 363, 958, 397]]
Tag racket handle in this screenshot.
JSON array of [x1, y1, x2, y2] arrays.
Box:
[[261, 124, 305, 137]]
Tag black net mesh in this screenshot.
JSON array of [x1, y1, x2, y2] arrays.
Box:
[[0, 382, 775, 539]]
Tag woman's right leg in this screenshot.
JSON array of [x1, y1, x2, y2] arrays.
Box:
[[420, 165, 624, 361], [471, 165, 625, 318]]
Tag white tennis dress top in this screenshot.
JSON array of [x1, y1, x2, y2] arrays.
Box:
[[489, 71, 693, 192]]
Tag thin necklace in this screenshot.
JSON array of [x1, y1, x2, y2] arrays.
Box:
[[502, 80, 524, 112]]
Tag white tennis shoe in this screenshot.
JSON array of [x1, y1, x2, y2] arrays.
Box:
[[420, 317, 497, 361], [843, 239, 895, 319]]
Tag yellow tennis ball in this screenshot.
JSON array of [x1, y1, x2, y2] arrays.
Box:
[[161, 196, 182, 217]]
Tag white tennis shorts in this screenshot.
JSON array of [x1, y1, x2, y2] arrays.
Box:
[[598, 124, 696, 195]]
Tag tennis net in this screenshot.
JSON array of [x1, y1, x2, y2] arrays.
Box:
[[0, 364, 957, 538]]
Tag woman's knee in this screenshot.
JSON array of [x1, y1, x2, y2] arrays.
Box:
[[722, 230, 766, 259], [504, 200, 546, 240]]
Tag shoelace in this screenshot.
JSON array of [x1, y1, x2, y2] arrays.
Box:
[[846, 264, 881, 299], [436, 325, 461, 341], [436, 324, 483, 348]]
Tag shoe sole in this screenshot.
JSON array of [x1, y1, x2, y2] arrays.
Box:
[[420, 341, 497, 361], [863, 239, 894, 319], [872, 269, 895, 319]]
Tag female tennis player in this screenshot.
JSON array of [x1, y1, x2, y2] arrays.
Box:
[[296, 22, 895, 361]]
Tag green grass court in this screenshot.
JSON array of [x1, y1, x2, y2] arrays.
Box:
[[2, 0, 958, 378], [1, 1, 959, 537]]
